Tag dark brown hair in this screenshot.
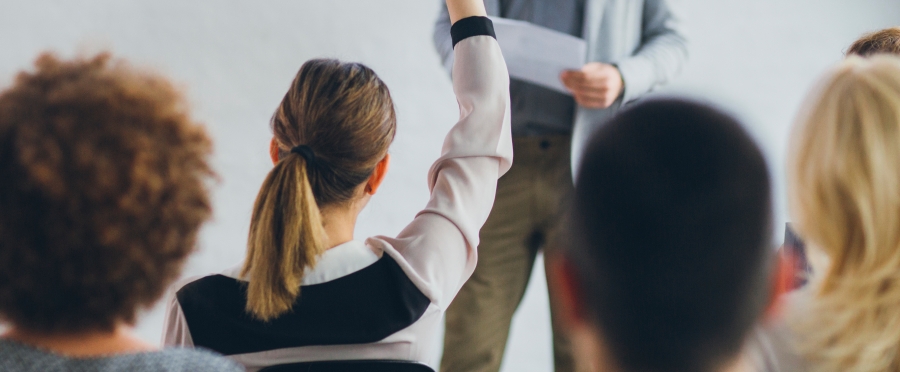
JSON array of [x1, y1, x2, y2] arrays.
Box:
[[848, 27, 900, 56], [0, 52, 214, 334], [569, 99, 771, 372], [242, 59, 396, 321]]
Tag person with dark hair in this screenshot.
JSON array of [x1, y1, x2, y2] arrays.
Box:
[[162, 0, 512, 370], [847, 27, 900, 56], [0, 53, 242, 372], [547, 99, 773, 372]]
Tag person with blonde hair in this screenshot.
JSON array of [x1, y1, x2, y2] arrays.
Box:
[[162, 0, 512, 370], [756, 55, 900, 372]]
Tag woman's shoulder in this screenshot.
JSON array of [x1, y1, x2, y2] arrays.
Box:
[[745, 290, 816, 372], [746, 320, 807, 372]]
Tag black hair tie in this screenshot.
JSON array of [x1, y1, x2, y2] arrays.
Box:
[[290, 145, 316, 165]]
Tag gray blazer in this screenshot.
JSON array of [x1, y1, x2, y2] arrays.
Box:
[[433, 0, 688, 174]]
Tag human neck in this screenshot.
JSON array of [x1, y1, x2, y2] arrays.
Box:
[[2, 323, 155, 357], [719, 352, 753, 372], [594, 355, 751, 372], [574, 328, 752, 372], [320, 203, 360, 249]]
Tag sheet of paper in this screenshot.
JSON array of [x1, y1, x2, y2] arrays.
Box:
[[490, 17, 587, 94]]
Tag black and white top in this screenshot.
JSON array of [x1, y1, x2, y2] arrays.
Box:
[[162, 16, 511, 371], [0, 339, 244, 372]]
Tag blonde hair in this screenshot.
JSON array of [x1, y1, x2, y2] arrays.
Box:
[[242, 59, 395, 321], [788, 55, 900, 371]]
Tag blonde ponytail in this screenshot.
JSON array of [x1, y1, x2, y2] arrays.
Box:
[[241, 58, 396, 322], [241, 154, 326, 321]]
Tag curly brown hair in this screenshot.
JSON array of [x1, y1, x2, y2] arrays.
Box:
[[848, 27, 900, 56], [0, 52, 214, 334]]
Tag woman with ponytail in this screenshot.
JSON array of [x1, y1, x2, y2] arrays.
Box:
[[162, 0, 511, 369]]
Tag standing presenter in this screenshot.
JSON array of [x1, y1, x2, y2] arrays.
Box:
[[433, 1, 688, 371]]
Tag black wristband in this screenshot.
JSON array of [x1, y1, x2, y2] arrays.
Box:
[[451, 16, 496, 48]]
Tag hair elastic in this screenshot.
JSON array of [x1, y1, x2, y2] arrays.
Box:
[[291, 145, 317, 164]]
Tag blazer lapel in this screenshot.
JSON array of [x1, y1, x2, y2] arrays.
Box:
[[582, 0, 608, 62], [484, 0, 501, 16]]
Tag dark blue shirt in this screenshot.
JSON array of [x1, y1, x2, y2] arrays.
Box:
[[500, 0, 585, 136]]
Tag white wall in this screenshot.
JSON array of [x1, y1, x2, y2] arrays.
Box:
[[1, 1, 898, 371], [663, 0, 900, 247]]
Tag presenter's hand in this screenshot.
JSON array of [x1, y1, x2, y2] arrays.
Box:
[[560, 63, 624, 109]]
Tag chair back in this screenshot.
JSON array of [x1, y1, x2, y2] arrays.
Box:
[[258, 359, 435, 372]]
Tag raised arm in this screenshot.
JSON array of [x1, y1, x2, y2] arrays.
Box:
[[434, 0, 489, 74], [616, 0, 688, 103], [445, 0, 487, 22], [370, 2, 511, 310]]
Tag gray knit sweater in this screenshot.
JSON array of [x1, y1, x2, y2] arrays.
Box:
[[0, 339, 244, 372]]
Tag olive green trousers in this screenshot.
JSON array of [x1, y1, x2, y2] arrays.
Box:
[[441, 135, 577, 372]]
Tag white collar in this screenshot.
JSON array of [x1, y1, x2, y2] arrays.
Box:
[[222, 240, 381, 286], [302, 240, 381, 285]]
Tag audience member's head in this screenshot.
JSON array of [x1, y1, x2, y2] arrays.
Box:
[[243, 59, 396, 321], [0, 52, 214, 335], [552, 99, 773, 372], [787, 55, 900, 371], [847, 27, 900, 57]]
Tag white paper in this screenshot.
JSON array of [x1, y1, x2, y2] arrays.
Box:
[[490, 17, 587, 94]]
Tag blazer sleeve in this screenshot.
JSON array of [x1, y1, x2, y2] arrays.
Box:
[[615, 0, 689, 103], [370, 16, 512, 310], [432, 2, 455, 74]]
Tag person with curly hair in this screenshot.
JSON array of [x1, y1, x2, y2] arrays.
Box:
[[0, 52, 243, 372], [848, 27, 900, 57]]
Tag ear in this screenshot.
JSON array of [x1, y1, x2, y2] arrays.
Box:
[[269, 138, 281, 165], [548, 252, 620, 372], [764, 249, 797, 321], [546, 252, 590, 329], [365, 154, 391, 195]]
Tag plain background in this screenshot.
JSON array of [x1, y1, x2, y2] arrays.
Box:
[[2, 1, 899, 370]]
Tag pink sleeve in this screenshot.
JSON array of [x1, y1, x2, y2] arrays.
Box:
[[370, 33, 511, 310]]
